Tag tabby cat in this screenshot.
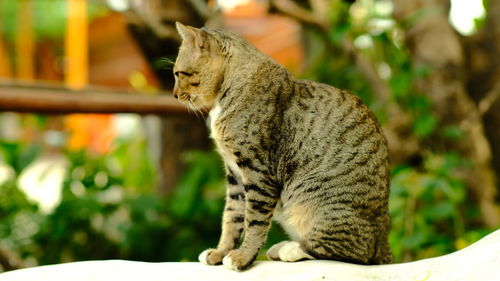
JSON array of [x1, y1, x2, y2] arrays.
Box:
[[173, 22, 392, 271]]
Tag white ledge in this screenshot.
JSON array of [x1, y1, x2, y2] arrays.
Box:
[[1, 229, 499, 281]]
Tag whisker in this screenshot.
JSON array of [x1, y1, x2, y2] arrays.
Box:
[[199, 106, 209, 115], [186, 103, 194, 116], [188, 100, 203, 120], [157, 57, 175, 70], [186, 101, 195, 114], [195, 102, 208, 119], [195, 106, 205, 118]]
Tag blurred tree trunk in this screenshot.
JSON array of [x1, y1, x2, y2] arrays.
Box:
[[391, 0, 500, 227], [0, 247, 25, 271], [465, 0, 500, 201], [123, 0, 218, 194]]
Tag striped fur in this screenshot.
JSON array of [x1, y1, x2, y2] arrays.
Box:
[[173, 22, 392, 271]]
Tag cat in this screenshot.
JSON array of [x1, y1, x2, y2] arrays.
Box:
[[173, 22, 392, 271]]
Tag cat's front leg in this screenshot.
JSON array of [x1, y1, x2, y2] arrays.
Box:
[[223, 182, 278, 271], [199, 169, 245, 265]]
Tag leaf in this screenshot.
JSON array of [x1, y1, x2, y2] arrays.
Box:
[[389, 72, 412, 99], [328, 21, 351, 44], [413, 114, 438, 137], [421, 202, 456, 221]]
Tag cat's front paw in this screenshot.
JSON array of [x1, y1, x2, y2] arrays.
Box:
[[222, 249, 256, 271], [198, 249, 226, 265]]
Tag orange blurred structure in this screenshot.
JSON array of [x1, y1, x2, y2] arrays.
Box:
[[65, 114, 115, 154], [224, 0, 304, 72], [65, 0, 88, 90], [88, 12, 160, 89]]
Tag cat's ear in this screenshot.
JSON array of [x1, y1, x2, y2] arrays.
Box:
[[176, 22, 195, 43], [175, 22, 210, 50]]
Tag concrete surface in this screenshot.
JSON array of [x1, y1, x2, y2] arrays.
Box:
[[0, 229, 498, 281]]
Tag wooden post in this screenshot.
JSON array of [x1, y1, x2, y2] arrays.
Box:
[[0, 38, 12, 78], [15, 0, 34, 80], [65, 0, 88, 89], [0, 0, 12, 77]]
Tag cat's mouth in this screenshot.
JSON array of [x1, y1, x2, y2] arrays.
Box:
[[178, 92, 191, 102], [174, 90, 212, 114], [177, 92, 206, 112]]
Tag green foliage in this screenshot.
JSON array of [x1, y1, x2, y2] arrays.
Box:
[[0, 178, 40, 257], [0, 141, 42, 174], [0, 120, 224, 267], [388, 152, 492, 261], [389, 153, 468, 261]]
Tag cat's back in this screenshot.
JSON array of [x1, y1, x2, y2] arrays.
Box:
[[279, 79, 389, 190], [284, 79, 385, 145]]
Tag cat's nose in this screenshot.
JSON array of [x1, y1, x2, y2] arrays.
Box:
[[173, 84, 179, 99]]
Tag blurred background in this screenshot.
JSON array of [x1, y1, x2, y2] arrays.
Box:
[[0, 0, 499, 272]]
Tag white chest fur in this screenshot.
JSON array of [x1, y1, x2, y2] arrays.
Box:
[[209, 105, 243, 179], [209, 104, 222, 140]]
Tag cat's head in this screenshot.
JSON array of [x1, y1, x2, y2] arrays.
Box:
[[173, 22, 225, 109]]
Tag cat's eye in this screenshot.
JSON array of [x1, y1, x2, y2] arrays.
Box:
[[174, 71, 193, 77]]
